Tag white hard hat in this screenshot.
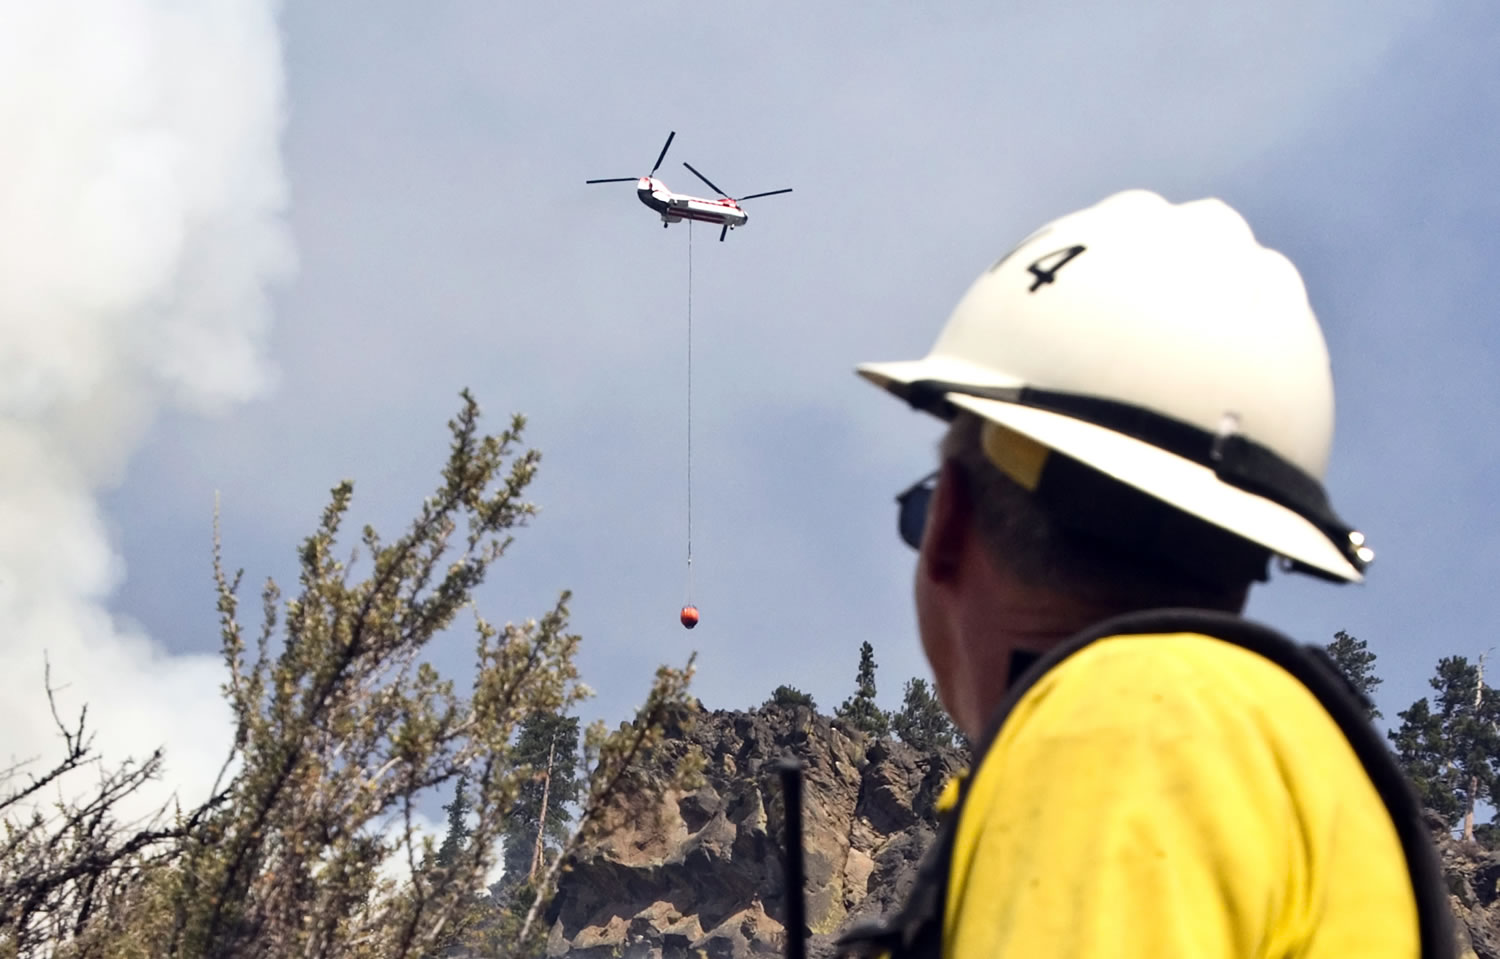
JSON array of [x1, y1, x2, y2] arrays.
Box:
[[859, 189, 1372, 583]]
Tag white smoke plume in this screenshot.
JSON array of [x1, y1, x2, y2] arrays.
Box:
[[0, 2, 293, 819]]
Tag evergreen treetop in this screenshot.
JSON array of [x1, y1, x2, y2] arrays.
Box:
[[433, 774, 473, 872], [836, 641, 889, 737], [1323, 630, 1383, 720], [891, 677, 957, 751]]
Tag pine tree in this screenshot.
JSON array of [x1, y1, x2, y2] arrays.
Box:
[[891, 678, 958, 751], [435, 775, 472, 870], [1389, 697, 1459, 823], [1389, 654, 1500, 839], [501, 711, 582, 885], [765, 685, 816, 710], [836, 642, 889, 737], [1322, 630, 1383, 720]]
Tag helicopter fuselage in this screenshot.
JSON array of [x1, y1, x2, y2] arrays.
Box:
[[586, 132, 788, 240], [636, 177, 749, 228]]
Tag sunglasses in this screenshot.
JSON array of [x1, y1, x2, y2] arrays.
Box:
[[896, 470, 938, 549]]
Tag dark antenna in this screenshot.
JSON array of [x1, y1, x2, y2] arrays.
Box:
[[775, 757, 807, 959]]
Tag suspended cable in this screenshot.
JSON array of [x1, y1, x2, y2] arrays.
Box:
[[687, 217, 693, 585], [681, 219, 699, 629]]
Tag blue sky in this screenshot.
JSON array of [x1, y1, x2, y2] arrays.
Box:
[[5, 1, 1498, 824]]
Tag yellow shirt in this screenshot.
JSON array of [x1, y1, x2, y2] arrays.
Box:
[[943, 632, 1420, 958]]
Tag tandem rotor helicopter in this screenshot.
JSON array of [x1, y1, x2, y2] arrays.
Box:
[[586, 132, 793, 241]]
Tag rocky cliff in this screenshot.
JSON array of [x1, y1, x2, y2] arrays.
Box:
[[543, 703, 962, 959], [543, 703, 1500, 959], [1435, 810, 1500, 959]]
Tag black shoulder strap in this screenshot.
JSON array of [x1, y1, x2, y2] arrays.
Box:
[[836, 610, 1454, 959]]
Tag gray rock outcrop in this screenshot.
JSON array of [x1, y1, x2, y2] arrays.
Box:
[[543, 704, 963, 959]]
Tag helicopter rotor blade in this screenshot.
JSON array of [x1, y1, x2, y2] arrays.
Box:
[[735, 188, 794, 201], [585, 177, 638, 184], [650, 132, 676, 175], [682, 162, 729, 198]]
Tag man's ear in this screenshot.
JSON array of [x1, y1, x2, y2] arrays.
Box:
[[921, 458, 972, 585]]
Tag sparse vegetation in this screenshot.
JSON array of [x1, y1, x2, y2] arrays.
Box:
[[0, 391, 699, 959], [765, 685, 816, 710]]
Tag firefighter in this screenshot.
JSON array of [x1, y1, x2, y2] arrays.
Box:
[[839, 189, 1451, 958]]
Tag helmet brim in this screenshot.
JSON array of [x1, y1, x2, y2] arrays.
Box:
[[857, 361, 1363, 583]]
